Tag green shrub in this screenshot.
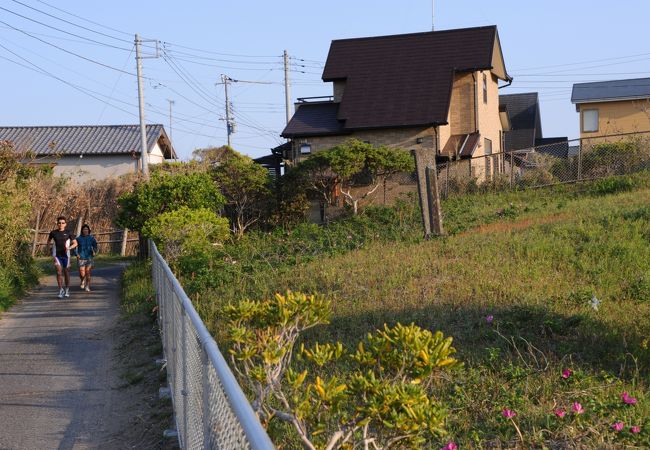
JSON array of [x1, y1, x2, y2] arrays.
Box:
[[116, 171, 225, 232], [225, 291, 460, 449], [142, 207, 230, 261], [588, 176, 637, 195]]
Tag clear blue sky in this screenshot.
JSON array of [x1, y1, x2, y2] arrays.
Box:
[[2, 0, 649, 160]]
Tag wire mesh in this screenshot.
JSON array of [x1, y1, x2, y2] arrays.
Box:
[[435, 131, 650, 197], [150, 241, 275, 450]]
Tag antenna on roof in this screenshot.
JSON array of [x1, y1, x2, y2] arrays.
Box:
[[432, 0, 435, 31]]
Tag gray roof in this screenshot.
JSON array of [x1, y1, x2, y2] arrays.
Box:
[[571, 77, 650, 104], [0, 124, 175, 157], [499, 93, 542, 151]]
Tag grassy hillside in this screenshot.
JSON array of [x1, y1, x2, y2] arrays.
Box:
[[194, 173, 650, 448]]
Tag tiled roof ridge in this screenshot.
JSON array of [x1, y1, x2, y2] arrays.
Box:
[[329, 25, 497, 44], [0, 124, 164, 129]]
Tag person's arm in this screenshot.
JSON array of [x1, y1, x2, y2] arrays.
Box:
[[69, 237, 78, 251], [47, 231, 53, 245], [91, 236, 98, 256]]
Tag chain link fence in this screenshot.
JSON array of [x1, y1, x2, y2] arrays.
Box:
[[150, 241, 275, 450], [435, 131, 650, 197]]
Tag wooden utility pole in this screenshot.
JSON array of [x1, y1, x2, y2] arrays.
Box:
[[283, 50, 292, 124], [135, 34, 149, 178]]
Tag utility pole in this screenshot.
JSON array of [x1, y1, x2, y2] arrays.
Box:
[[167, 99, 175, 144], [218, 74, 234, 147], [432, 0, 435, 31], [283, 50, 292, 125], [135, 34, 149, 177], [134, 34, 158, 177], [215, 75, 272, 148]]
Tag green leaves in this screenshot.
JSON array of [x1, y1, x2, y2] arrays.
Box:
[[116, 171, 225, 231], [225, 295, 460, 449], [353, 323, 462, 382]]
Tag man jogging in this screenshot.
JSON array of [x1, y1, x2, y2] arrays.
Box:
[[47, 216, 78, 298]]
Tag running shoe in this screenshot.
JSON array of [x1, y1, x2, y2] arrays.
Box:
[[80, 278, 86, 289], [85, 285, 91, 292], [58, 288, 65, 299], [64, 287, 70, 298]]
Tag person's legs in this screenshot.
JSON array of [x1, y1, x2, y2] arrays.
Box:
[[54, 257, 65, 298], [85, 265, 92, 291], [63, 258, 71, 297], [79, 265, 87, 288]]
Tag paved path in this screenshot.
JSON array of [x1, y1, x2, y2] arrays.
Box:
[[0, 263, 127, 450]]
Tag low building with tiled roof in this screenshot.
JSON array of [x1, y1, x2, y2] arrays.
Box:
[[571, 77, 650, 142], [0, 124, 176, 181], [281, 25, 513, 182]]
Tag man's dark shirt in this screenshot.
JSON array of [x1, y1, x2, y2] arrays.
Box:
[[48, 229, 75, 257]]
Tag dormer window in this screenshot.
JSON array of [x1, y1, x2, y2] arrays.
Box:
[[300, 143, 312, 155]]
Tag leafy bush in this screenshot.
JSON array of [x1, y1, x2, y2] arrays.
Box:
[[225, 291, 460, 449], [588, 176, 637, 195], [116, 172, 225, 232], [0, 141, 39, 309], [142, 206, 230, 261]]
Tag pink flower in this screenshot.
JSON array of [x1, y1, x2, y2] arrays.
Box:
[[502, 408, 516, 419], [621, 392, 638, 405], [440, 442, 458, 450], [611, 421, 624, 431], [571, 402, 584, 414], [630, 425, 641, 433], [554, 408, 566, 418], [561, 368, 572, 379], [485, 315, 494, 323]]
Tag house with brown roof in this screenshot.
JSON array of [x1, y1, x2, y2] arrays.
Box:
[[281, 25, 513, 183], [0, 124, 176, 182]]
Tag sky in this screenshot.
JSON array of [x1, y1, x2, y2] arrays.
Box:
[[2, 0, 650, 160]]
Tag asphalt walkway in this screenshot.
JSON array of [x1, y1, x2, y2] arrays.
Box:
[[0, 263, 127, 450]]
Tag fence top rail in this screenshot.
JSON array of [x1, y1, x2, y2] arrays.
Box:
[[150, 241, 275, 450]]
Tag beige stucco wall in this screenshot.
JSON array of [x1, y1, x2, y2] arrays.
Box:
[[290, 126, 436, 163], [474, 71, 504, 180], [45, 142, 167, 182], [578, 99, 650, 142]]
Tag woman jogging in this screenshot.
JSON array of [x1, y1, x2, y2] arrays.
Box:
[[75, 224, 98, 292]]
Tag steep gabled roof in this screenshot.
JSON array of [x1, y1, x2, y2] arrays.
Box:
[[499, 93, 542, 151], [0, 124, 175, 158], [320, 25, 510, 130], [571, 77, 650, 104]]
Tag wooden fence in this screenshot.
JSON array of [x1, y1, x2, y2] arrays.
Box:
[[31, 228, 140, 257]]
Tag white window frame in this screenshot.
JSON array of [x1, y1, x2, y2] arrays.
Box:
[[299, 143, 312, 155], [582, 109, 599, 133]]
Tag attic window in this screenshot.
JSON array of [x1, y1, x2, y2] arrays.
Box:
[[300, 143, 312, 155], [482, 73, 488, 104]]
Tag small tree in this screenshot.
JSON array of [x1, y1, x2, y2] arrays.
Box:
[[141, 206, 230, 261], [295, 140, 414, 215], [211, 151, 272, 238], [226, 291, 461, 449], [115, 171, 225, 232]]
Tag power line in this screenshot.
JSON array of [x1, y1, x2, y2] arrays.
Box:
[[9, 0, 133, 45], [0, 5, 133, 51], [0, 19, 138, 76], [34, 0, 132, 37]]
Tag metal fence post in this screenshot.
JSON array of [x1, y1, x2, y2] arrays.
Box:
[[509, 152, 514, 188], [201, 345, 212, 450], [577, 139, 583, 181], [181, 307, 189, 446]]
